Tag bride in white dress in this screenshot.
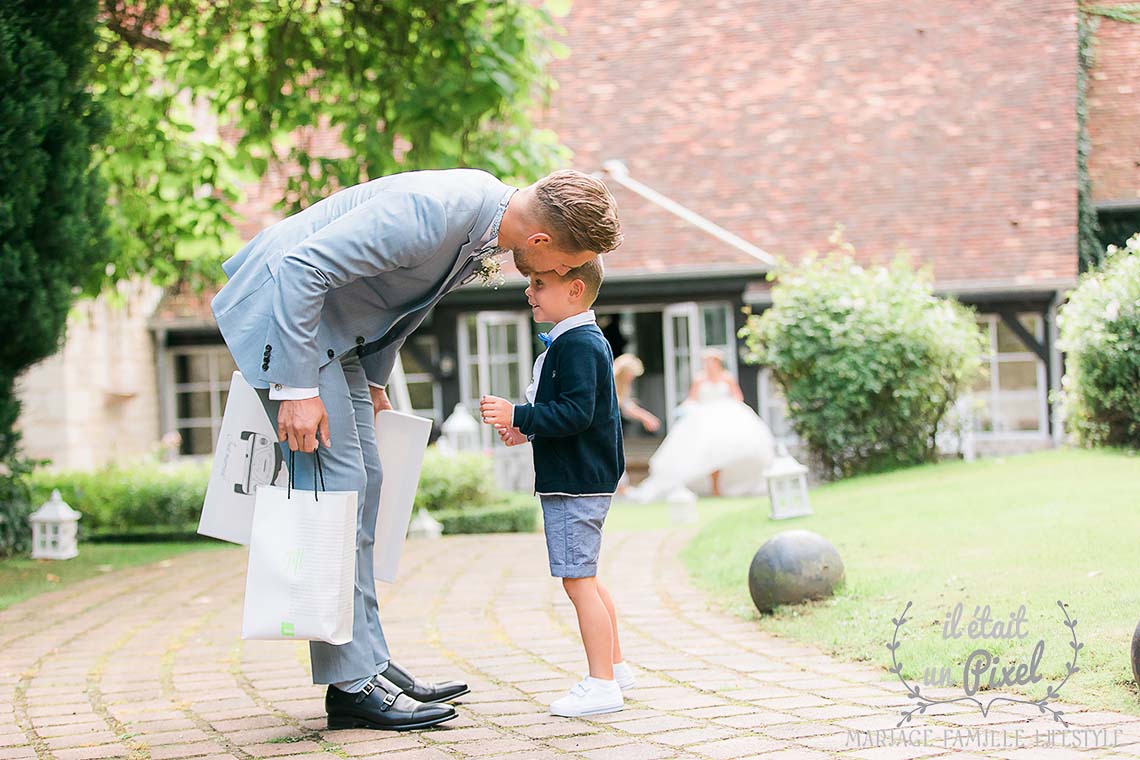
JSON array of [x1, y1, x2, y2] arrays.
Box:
[[627, 349, 776, 501]]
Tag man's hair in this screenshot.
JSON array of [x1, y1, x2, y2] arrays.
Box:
[[557, 257, 605, 307], [533, 170, 623, 254]]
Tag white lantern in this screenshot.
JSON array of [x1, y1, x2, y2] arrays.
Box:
[[29, 489, 81, 560], [440, 403, 482, 454], [407, 508, 443, 540], [763, 445, 812, 520]]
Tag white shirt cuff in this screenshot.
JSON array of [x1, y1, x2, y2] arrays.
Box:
[[368, 381, 386, 390], [268, 384, 319, 400]]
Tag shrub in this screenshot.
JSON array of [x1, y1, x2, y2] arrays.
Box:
[[739, 234, 985, 478], [1056, 234, 1140, 448], [434, 494, 538, 535], [29, 460, 211, 537], [25, 447, 521, 539], [0, 454, 36, 557], [413, 449, 499, 513]]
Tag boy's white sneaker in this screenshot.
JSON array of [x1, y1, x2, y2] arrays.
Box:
[[613, 661, 636, 691], [550, 677, 624, 717]]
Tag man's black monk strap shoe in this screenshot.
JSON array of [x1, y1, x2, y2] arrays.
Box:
[[325, 675, 456, 731], [383, 661, 470, 704]]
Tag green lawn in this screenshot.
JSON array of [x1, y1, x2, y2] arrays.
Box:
[[681, 448, 1140, 715], [0, 541, 234, 611]]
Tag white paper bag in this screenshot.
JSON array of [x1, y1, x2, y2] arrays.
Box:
[[199, 372, 286, 545], [241, 482, 357, 644], [372, 410, 433, 583]]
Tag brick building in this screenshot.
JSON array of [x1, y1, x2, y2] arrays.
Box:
[[16, 1, 1140, 468]]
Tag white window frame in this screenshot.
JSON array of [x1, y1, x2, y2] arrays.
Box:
[[457, 311, 534, 447], [970, 313, 1049, 439], [164, 345, 237, 456], [401, 336, 443, 423], [663, 301, 737, 420]]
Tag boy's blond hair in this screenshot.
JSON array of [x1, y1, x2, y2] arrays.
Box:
[[557, 257, 605, 307]]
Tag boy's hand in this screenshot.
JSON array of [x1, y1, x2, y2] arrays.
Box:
[[496, 425, 528, 446], [479, 395, 514, 427]]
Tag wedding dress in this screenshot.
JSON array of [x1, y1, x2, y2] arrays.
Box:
[[626, 380, 776, 501]]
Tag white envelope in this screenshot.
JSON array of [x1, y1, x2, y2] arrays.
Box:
[[198, 372, 286, 545], [372, 410, 433, 583]]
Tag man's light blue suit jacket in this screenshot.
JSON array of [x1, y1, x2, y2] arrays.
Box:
[[211, 168, 511, 390]]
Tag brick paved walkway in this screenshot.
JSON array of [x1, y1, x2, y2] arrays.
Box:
[[3, 526, 1140, 760]]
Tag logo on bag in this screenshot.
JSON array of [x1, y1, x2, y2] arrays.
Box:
[[280, 621, 295, 637], [286, 549, 304, 577]]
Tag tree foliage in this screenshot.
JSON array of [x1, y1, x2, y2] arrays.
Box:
[[739, 232, 986, 479], [93, 0, 570, 291], [0, 0, 109, 462]]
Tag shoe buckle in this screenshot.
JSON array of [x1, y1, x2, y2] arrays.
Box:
[[380, 691, 398, 711], [361, 681, 375, 697]]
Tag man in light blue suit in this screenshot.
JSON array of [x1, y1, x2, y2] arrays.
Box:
[[212, 168, 622, 731]]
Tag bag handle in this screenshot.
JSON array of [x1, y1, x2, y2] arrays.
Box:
[[287, 447, 326, 501]]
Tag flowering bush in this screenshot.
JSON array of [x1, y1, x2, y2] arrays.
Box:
[[739, 233, 985, 478], [1056, 234, 1140, 448]]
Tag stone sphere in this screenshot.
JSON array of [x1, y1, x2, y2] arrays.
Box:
[[748, 530, 845, 613], [1131, 619, 1140, 691]]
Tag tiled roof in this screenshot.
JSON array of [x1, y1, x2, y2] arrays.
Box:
[[540, 0, 1082, 288]]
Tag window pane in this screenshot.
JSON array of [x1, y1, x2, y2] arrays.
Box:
[[994, 396, 1043, 433], [214, 352, 237, 381], [176, 391, 211, 420], [972, 362, 992, 393], [179, 426, 214, 456], [466, 315, 478, 355], [506, 325, 518, 354], [408, 382, 435, 410], [218, 389, 230, 413], [175, 353, 211, 384], [401, 348, 428, 375], [997, 360, 1039, 392], [996, 316, 1040, 353], [702, 306, 728, 346], [975, 400, 995, 433]]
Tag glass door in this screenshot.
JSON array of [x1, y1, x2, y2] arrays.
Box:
[[457, 311, 534, 448]]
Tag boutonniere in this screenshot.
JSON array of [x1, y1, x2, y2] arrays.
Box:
[[475, 247, 506, 288]]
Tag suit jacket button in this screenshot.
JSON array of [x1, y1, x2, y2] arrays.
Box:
[[327, 349, 335, 359], [355, 336, 365, 345], [262, 363, 269, 371], [274, 384, 283, 391], [265, 344, 272, 351]]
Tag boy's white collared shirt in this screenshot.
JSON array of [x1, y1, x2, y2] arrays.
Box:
[[524, 310, 597, 404]]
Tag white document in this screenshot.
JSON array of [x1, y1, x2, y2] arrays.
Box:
[[242, 484, 357, 644], [372, 410, 433, 583], [198, 372, 286, 545]]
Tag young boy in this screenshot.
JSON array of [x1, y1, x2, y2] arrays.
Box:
[[479, 259, 634, 717]]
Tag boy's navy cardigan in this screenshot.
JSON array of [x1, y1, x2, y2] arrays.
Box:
[[512, 324, 625, 495]]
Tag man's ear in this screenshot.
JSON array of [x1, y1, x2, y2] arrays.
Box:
[[526, 232, 552, 247]]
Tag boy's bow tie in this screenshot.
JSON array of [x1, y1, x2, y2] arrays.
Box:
[[538, 332, 553, 348]]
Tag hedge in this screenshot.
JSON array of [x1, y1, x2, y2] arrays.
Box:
[[21, 448, 530, 544]]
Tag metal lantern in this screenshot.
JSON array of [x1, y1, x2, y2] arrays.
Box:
[[763, 445, 812, 520], [439, 403, 482, 454], [29, 489, 81, 560]]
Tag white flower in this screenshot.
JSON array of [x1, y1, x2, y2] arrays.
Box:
[[475, 250, 505, 288], [1105, 299, 1120, 322]]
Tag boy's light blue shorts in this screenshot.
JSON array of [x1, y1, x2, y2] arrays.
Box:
[[539, 494, 612, 578]]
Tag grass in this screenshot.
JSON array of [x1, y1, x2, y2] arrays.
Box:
[[681, 448, 1140, 715], [0, 541, 235, 611]]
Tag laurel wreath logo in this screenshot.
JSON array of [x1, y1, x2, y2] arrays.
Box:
[[887, 600, 1081, 728]]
